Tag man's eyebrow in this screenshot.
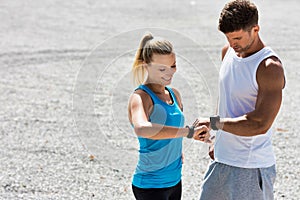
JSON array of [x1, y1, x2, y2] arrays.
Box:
[[226, 35, 242, 40]]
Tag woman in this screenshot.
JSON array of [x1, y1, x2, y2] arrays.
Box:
[[128, 32, 210, 200]]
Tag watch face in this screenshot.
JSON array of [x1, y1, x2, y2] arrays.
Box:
[[210, 116, 220, 130]]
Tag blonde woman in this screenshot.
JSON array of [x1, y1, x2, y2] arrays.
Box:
[[128, 33, 209, 200]]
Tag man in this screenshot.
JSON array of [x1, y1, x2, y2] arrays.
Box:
[[197, 0, 285, 199]]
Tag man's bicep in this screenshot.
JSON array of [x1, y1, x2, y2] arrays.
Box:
[[255, 88, 282, 123], [254, 61, 284, 126]]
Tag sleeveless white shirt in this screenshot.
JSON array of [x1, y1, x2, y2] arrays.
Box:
[[215, 46, 279, 168]]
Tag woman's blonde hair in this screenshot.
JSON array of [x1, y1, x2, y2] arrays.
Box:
[[132, 32, 174, 86]]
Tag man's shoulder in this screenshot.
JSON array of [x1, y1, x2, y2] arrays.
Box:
[[258, 55, 283, 72], [221, 44, 230, 60], [264, 56, 282, 68], [257, 56, 285, 89]]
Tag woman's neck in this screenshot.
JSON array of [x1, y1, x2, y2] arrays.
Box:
[[144, 82, 166, 94]]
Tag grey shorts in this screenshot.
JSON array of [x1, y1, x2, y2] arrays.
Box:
[[199, 161, 276, 200]]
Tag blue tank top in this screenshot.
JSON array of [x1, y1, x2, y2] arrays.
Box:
[[132, 85, 185, 188]]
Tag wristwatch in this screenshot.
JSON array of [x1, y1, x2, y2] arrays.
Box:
[[185, 125, 195, 138], [210, 115, 220, 130]]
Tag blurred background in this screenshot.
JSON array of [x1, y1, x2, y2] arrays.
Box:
[[0, 0, 299, 199]]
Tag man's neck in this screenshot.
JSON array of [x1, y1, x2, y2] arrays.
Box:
[[238, 37, 265, 58]]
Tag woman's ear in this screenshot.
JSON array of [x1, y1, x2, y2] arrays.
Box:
[[143, 61, 148, 69]]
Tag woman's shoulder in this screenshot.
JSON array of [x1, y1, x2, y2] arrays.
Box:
[[169, 87, 180, 97], [131, 88, 153, 106]]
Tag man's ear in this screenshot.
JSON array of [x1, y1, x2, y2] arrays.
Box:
[[253, 25, 260, 33]]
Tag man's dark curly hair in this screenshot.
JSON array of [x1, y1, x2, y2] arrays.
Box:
[[219, 0, 258, 33]]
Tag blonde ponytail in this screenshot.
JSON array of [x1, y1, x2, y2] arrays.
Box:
[[132, 33, 154, 86]]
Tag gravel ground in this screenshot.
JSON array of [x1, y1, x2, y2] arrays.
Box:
[[0, 0, 299, 199]]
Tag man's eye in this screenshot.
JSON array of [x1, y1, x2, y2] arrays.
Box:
[[171, 65, 176, 68], [159, 69, 166, 72]]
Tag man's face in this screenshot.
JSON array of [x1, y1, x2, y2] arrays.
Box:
[[225, 27, 256, 53]]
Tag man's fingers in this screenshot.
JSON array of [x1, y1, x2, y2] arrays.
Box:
[[199, 131, 207, 135]]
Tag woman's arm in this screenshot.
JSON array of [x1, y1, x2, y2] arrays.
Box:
[[128, 91, 209, 140]]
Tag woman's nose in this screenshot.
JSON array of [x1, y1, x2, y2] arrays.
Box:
[[168, 67, 176, 75]]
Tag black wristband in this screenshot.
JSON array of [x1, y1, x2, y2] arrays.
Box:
[[210, 115, 220, 130], [185, 125, 194, 138]]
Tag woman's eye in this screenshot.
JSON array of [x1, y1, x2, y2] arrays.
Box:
[[159, 69, 166, 72]]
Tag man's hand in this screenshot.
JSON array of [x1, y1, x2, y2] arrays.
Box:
[[193, 118, 210, 129], [208, 141, 215, 160], [193, 125, 210, 142]]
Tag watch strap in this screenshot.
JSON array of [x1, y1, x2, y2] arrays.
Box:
[[185, 125, 194, 138]]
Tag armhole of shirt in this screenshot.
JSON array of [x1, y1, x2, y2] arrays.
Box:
[[254, 52, 280, 90], [222, 45, 231, 62], [135, 87, 154, 121], [166, 87, 183, 110], [166, 87, 176, 103]]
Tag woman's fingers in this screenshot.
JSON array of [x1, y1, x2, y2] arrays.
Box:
[[192, 118, 199, 126], [193, 125, 210, 141]]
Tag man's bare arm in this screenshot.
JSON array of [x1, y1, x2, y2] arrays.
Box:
[[217, 57, 285, 136]]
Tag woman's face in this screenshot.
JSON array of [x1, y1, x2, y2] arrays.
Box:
[[145, 53, 176, 86]]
